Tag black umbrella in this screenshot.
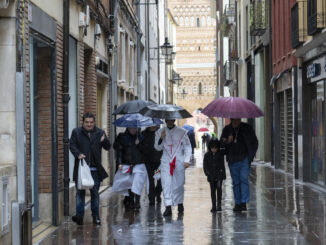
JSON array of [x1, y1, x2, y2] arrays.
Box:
[[139, 104, 192, 119], [112, 100, 154, 115]]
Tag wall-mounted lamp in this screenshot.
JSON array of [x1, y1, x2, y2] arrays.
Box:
[[160, 37, 173, 56]]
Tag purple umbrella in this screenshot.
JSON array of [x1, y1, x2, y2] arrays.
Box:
[[202, 97, 264, 118]]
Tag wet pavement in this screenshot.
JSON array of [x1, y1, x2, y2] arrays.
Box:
[[36, 150, 326, 244]]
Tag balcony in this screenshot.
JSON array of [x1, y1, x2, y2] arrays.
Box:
[[224, 4, 236, 24], [308, 0, 326, 35], [221, 4, 236, 38], [223, 60, 236, 86], [291, 1, 309, 49], [250, 0, 268, 36]]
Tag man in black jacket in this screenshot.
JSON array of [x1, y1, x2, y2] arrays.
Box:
[[221, 118, 258, 212], [70, 112, 111, 225], [139, 126, 163, 206]]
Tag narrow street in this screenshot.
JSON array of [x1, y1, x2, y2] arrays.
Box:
[[35, 150, 326, 245]]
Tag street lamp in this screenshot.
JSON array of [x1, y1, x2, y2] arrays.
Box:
[[172, 72, 182, 86], [160, 37, 173, 56]]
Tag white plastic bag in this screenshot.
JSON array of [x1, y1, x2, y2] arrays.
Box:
[[77, 159, 94, 190], [153, 167, 161, 181]]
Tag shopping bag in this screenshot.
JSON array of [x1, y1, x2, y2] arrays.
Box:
[[153, 167, 161, 180], [77, 159, 94, 190]]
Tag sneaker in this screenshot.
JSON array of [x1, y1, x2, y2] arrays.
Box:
[[241, 203, 247, 211], [93, 216, 101, 225], [178, 204, 184, 214], [163, 206, 172, 216], [233, 204, 242, 212], [72, 215, 83, 225]]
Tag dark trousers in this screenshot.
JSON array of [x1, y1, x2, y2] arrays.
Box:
[[209, 180, 223, 208], [76, 171, 100, 217], [146, 163, 162, 202]]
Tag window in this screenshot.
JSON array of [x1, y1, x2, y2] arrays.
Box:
[[197, 18, 200, 27], [193, 85, 197, 93], [198, 83, 202, 94]]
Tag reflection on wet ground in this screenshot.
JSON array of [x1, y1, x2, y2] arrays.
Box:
[[38, 151, 326, 244]]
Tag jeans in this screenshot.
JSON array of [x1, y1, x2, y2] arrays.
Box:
[[228, 157, 250, 204], [76, 170, 101, 217]]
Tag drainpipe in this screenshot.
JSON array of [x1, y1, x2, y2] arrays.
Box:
[[147, 2, 150, 100], [269, 0, 274, 166], [157, 1, 160, 103], [110, 0, 119, 180], [63, 0, 70, 217], [136, 0, 142, 98]]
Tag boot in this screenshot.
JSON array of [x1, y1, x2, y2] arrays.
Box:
[[72, 215, 83, 225], [210, 206, 216, 213], [92, 216, 101, 225], [134, 195, 140, 210], [178, 203, 184, 214], [123, 196, 130, 206], [241, 202, 247, 211], [163, 206, 172, 216], [233, 204, 242, 212], [126, 190, 134, 209], [216, 200, 222, 212]]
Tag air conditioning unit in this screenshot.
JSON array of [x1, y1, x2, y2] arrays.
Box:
[[0, 0, 10, 8], [95, 24, 101, 37], [79, 12, 86, 27]]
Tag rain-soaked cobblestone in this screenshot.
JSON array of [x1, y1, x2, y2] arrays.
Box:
[[36, 151, 326, 244]]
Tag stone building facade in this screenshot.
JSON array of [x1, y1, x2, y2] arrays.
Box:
[[168, 0, 217, 127]]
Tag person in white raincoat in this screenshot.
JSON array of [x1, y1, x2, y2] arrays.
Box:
[[154, 119, 192, 216]]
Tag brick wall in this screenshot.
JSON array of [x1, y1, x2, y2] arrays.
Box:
[[56, 24, 64, 191], [37, 47, 53, 193], [79, 41, 85, 124], [84, 49, 97, 117]]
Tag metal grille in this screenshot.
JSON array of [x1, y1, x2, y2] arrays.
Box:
[[279, 89, 294, 173], [286, 89, 293, 174], [279, 93, 286, 171]]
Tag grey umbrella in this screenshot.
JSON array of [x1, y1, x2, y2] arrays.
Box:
[[139, 104, 192, 119], [112, 100, 154, 115]]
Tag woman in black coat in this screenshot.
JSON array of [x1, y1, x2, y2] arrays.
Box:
[[203, 139, 226, 212]]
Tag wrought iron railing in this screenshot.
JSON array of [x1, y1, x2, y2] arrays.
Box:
[[250, 0, 268, 36]]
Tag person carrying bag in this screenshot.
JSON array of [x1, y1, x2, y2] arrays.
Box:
[[70, 112, 111, 225], [77, 159, 94, 190]]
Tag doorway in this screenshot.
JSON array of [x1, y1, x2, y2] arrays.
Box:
[[29, 35, 56, 222]]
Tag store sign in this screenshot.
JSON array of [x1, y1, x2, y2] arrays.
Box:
[[307, 63, 321, 79], [307, 55, 326, 83]]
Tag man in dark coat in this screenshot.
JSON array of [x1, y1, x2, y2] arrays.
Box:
[[220, 118, 258, 212], [139, 126, 163, 206], [70, 112, 111, 225], [112, 128, 147, 210]]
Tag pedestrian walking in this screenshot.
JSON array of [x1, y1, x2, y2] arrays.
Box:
[[138, 125, 163, 206], [203, 139, 226, 212], [112, 127, 148, 210], [69, 112, 111, 225], [220, 118, 258, 212], [154, 119, 192, 216]]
